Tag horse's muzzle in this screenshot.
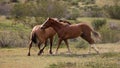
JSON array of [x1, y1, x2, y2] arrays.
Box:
[[41, 26, 46, 30]]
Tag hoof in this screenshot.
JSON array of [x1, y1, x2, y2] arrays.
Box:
[[27, 53, 30, 56], [66, 51, 72, 54], [37, 53, 41, 56], [53, 52, 58, 55], [49, 51, 53, 55], [97, 51, 100, 55], [38, 50, 43, 55]]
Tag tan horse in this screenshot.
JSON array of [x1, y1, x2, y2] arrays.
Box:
[[27, 19, 71, 56], [41, 18, 101, 54]]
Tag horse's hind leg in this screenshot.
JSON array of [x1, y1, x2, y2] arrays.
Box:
[[81, 34, 99, 54], [64, 39, 72, 54], [38, 42, 42, 50], [90, 44, 99, 54], [87, 38, 100, 54], [27, 41, 32, 56], [88, 40, 100, 54], [38, 40, 47, 55]]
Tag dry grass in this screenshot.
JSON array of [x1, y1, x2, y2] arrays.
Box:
[[0, 43, 120, 68], [96, 0, 114, 7]]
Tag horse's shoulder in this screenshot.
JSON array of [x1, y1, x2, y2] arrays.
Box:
[[45, 27, 55, 32], [46, 27, 53, 30]]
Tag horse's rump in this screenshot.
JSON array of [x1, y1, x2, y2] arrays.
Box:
[[31, 32, 37, 43]]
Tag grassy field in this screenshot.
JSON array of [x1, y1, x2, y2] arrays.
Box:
[[0, 16, 120, 68], [0, 1, 120, 67], [0, 43, 120, 68], [0, 17, 120, 68]]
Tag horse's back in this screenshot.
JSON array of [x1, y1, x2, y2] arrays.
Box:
[[31, 25, 56, 41], [58, 24, 82, 39], [31, 25, 40, 36], [32, 25, 41, 32], [63, 23, 92, 38]]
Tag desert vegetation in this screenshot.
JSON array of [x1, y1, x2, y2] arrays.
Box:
[[0, 0, 120, 68]]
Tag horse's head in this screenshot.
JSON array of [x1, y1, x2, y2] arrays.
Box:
[[41, 17, 58, 29]]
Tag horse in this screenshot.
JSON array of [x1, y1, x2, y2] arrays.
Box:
[[27, 19, 71, 56], [41, 18, 101, 54]]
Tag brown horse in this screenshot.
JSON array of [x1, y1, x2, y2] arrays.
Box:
[[28, 19, 71, 56], [41, 18, 101, 54]]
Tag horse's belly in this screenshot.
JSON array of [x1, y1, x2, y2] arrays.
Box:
[[67, 35, 79, 39], [65, 32, 82, 39], [60, 27, 82, 39]]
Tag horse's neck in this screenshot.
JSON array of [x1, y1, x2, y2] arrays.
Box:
[[51, 22, 64, 33]]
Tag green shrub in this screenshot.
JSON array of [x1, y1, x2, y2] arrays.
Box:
[[48, 60, 120, 68], [91, 19, 106, 30], [101, 52, 120, 58], [11, 0, 68, 18], [11, 0, 69, 27], [68, 7, 80, 20], [75, 39, 89, 49], [0, 31, 29, 48], [0, 0, 9, 3], [81, 0, 95, 4], [80, 5, 105, 17], [86, 61, 120, 68], [99, 25, 120, 43], [104, 5, 120, 19]]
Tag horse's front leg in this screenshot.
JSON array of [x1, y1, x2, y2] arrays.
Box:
[[49, 37, 53, 54], [38, 40, 48, 55], [55, 38, 62, 54], [64, 39, 72, 54]]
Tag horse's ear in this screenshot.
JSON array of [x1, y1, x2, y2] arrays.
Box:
[[47, 17, 50, 19], [46, 17, 51, 21], [48, 17, 52, 20]]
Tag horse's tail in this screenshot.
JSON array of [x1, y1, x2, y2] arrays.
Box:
[[92, 30, 101, 39], [31, 32, 37, 44]]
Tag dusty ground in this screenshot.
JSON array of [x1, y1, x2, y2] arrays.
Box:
[[0, 43, 120, 68]]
